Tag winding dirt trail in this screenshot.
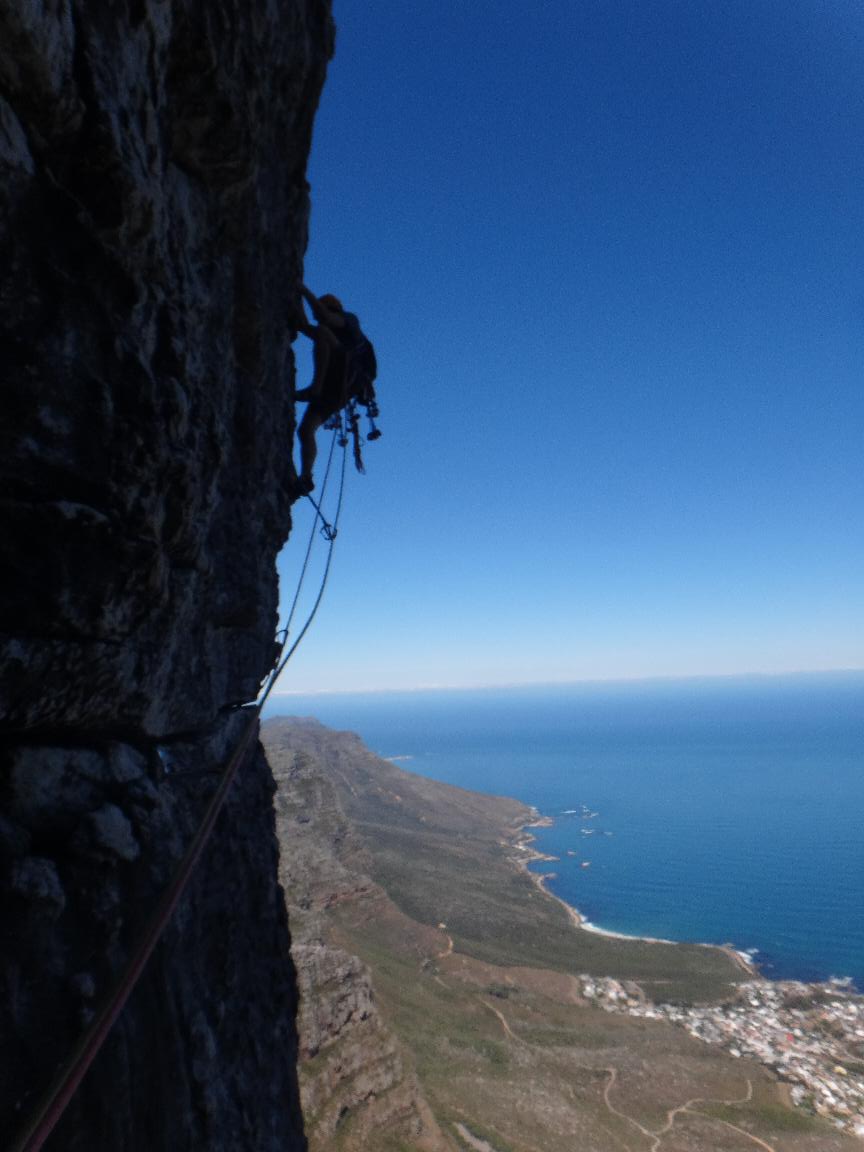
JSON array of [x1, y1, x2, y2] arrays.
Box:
[[437, 933, 454, 959], [602, 1068, 660, 1145], [698, 1114, 779, 1152], [603, 1071, 778, 1152], [480, 998, 524, 1045], [656, 1077, 753, 1138], [481, 996, 779, 1152]]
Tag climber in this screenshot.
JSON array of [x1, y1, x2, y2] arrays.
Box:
[[293, 287, 378, 495]]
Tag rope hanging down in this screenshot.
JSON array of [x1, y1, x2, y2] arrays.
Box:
[[12, 429, 348, 1152]]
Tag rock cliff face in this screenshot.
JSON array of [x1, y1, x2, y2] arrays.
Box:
[[266, 723, 448, 1152], [0, 3, 333, 1148]]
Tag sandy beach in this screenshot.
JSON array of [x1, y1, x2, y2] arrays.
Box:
[[511, 814, 758, 978]]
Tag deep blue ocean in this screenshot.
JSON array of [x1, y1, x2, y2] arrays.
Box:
[[264, 673, 864, 988]]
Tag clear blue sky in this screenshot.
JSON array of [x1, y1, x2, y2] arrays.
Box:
[[275, 0, 864, 693]]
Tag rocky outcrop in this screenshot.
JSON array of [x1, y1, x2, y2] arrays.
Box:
[[267, 725, 448, 1152], [0, 3, 333, 1149], [294, 943, 427, 1147]]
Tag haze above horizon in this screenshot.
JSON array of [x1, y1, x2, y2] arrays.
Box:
[[276, 0, 863, 694], [267, 667, 864, 700]]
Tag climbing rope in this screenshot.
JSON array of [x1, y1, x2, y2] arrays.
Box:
[[260, 429, 340, 703], [11, 430, 348, 1152]]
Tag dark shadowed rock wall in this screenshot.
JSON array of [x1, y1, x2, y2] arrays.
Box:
[[0, 2, 333, 1148]]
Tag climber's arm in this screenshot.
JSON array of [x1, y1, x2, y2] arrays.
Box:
[[302, 285, 345, 329]]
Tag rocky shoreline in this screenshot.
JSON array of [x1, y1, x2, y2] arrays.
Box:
[[511, 810, 757, 976], [510, 810, 864, 1138]]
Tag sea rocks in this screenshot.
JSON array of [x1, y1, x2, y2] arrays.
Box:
[[0, 1, 334, 1148]]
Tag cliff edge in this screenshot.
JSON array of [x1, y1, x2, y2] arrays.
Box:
[[0, 3, 333, 1148]]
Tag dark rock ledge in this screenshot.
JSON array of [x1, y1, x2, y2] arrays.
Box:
[[0, 3, 334, 1148]]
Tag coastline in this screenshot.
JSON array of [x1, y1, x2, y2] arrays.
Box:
[[509, 814, 864, 1138], [512, 811, 758, 979]]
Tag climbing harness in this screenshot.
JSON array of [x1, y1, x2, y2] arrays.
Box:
[[323, 401, 373, 477], [11, 428, 348, 1152]]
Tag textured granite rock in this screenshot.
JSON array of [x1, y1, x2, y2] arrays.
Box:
[[0, 2, 333, 1148], [0, 0, 333, 736]]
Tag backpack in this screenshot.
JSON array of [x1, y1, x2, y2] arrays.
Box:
[[341, 311, 378, 408]]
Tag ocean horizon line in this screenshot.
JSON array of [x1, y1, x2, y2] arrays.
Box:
[[268, 666, 864, 699], [263, 676, 864, 988]]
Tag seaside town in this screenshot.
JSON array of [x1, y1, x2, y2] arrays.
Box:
[[514, 808, 864, 1137], [581, 973, 864, 1138]]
